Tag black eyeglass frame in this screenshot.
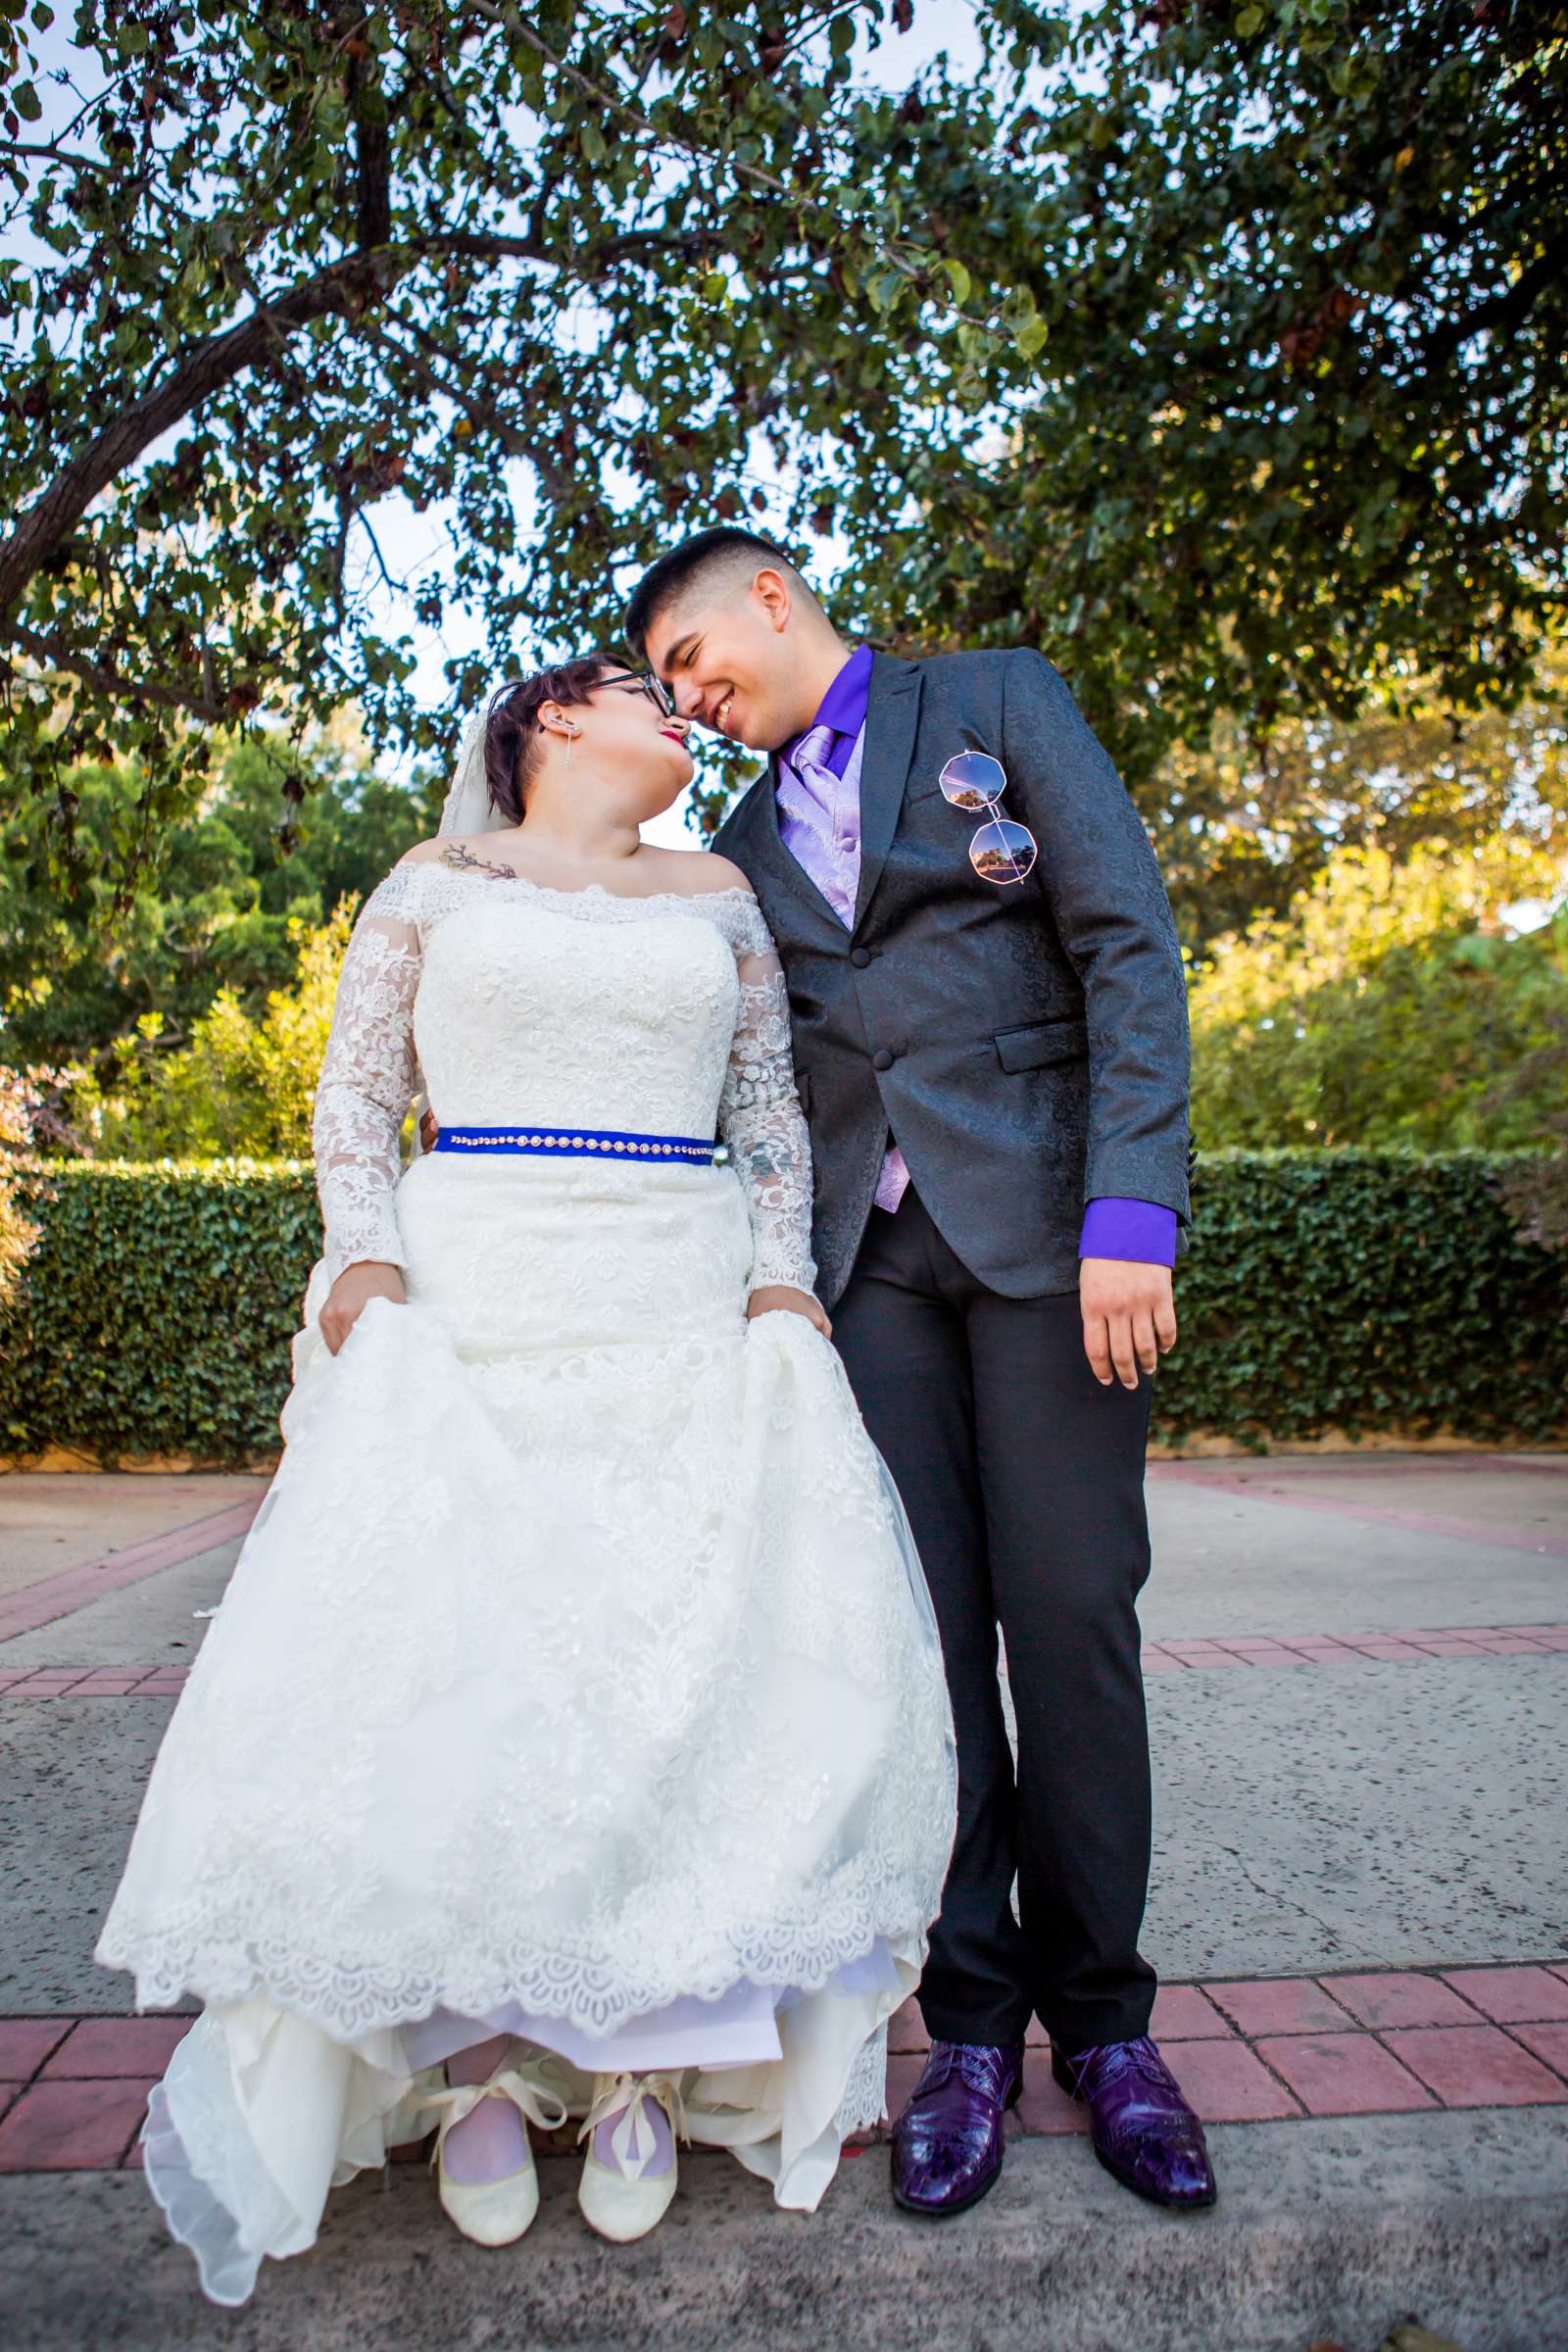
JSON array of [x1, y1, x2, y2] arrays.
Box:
[[593, 667, 677, 720]]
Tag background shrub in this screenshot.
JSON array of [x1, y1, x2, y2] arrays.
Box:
[[1157, 1150, 1568, 1448], [0, 1159, 318, 1465], [0, 1152, 1562, 1468]]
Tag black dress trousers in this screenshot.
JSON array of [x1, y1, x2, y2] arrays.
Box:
[[831, 1184, 1158, 2053]]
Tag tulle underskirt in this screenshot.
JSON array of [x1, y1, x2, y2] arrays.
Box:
[[142, 1937, 915, 2308]]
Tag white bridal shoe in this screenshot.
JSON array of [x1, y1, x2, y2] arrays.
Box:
[[427, 2057, 569, 2246], [577, 2072, 687, 2243]]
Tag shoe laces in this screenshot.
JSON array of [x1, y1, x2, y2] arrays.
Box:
[[578, 2071, 688, 2181], [1064, 2034, 1176, 2098], [426, 2057, 568, 2165], [927, 2038, 1022, 2101]]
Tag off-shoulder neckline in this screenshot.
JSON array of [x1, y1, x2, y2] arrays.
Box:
[[399, 853, 758, 913]]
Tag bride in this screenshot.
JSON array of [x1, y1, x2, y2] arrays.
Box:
[[95, 654, 956, 2303]]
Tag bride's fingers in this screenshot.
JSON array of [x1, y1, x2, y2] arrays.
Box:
[[747, 1287, 831, 1338]]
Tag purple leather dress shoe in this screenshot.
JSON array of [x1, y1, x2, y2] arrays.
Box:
[[891, 2038, 1025, 2217], [1052, 2035, 1217, 2208]]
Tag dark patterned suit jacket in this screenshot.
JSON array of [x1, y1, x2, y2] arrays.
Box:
[[712, 647, 1192, 1309]]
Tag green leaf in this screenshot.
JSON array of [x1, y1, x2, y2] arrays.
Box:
[[942, 258, 971, 305]]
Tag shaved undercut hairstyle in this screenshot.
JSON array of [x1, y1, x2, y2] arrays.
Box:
[[623, 526, 819, 663]]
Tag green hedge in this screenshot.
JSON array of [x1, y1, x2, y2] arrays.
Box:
[[1158, 1149, 1568, 1447], [1, 1158, 319, 1465], [1, 1151, 1564, 1466]]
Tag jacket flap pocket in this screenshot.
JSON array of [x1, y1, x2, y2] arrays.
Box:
[[994, 1016, 1087, 1073]]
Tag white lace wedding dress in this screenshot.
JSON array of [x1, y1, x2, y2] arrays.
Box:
[[96, 851, 956, 2304]]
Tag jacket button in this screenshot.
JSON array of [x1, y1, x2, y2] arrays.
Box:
[[851, 947, 872, 968], [872, 1048, 894, 1071]]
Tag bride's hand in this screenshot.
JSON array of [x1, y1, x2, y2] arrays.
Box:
[[747, 1285, 832, 1340], [320, 1261, 407, 1354]]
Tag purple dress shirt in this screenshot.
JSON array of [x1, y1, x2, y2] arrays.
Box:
[[776, 649, 1178, 1264]]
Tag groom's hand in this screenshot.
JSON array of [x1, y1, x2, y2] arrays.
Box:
[[748, 1285, 833, 1339], [1079, 1259, 1176, 1390], [419, 1108, 439, 1152]]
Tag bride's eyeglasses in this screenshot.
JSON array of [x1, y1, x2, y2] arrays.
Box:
[[594, 668, 678, 721], [938, 751, 1038, 886]]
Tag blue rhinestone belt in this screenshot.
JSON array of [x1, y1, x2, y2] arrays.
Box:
[[431, 1124, 718, 1166]]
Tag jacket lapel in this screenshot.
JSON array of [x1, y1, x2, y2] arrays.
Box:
[[853, 654, 923, 930]]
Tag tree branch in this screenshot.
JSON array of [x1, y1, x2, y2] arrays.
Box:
[[0, 138, 108, 173], [0, 226, 712, 624], [1414, 245, 1564, 378], [4, 621, 252, 722], [0, 247, 406, 622], [346, 36, 393, 251]]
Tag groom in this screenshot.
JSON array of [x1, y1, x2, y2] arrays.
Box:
[[625, 530, 1216, 2216]]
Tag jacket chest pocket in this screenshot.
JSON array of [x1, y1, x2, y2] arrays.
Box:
[[994, 1016, 1087, 1073]]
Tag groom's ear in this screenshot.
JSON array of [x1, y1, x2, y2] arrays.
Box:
[[752, 567, 794, 632]]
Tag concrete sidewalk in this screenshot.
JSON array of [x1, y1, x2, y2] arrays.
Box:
[[2, 1454, 1565, 2349]]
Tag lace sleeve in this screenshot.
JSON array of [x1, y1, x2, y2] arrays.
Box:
[[717, 902, 819, 1300], [312, 865, 424, 1285]]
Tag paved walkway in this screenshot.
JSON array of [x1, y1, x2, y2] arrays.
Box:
[[2, 1454, 1565, 2349]]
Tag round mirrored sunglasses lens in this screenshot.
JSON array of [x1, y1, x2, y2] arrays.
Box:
[[969, 819, 1037, 885], [939, 751, 1006, 811]]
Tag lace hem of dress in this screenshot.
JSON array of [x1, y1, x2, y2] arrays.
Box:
[[103, 1898, 930, 2048], [836, 2030, 891, 2136]]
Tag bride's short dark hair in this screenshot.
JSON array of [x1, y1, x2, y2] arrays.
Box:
[[483, 654, 618, 823]]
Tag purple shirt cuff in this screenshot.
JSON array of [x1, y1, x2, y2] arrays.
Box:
[[1078, 1198, 1178, 1267]]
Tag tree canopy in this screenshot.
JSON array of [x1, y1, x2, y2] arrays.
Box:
[[72, 898, 353, 1158], [1189, 830, 1567, 1150], [1155, 638, 1566, 951], [847, 0, 1568, 779], [2, 0, 1563, 901], [0, 722, 436, 1085]]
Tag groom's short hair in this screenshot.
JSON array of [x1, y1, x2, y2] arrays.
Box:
[[623, 527, 817, 662]]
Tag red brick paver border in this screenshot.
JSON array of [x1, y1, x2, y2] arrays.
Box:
[[1255, 2033, 1436, 2116], [1138, 1622, 1568, 1672], [1204, 1978, 1356, 2036], [0, 1497, 262, 1645], [1381, 2025, 1568, 2108], [5, 1960, 1566, 2174], [1316, 1971, 1482, 2031], [40, 2017, 193, 2078], [0, 2076, 159, 2171], [0, 1664, 195, 1697], [1439, 1966, 1568, 2024], [8, 1622, 1568, 1698]]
